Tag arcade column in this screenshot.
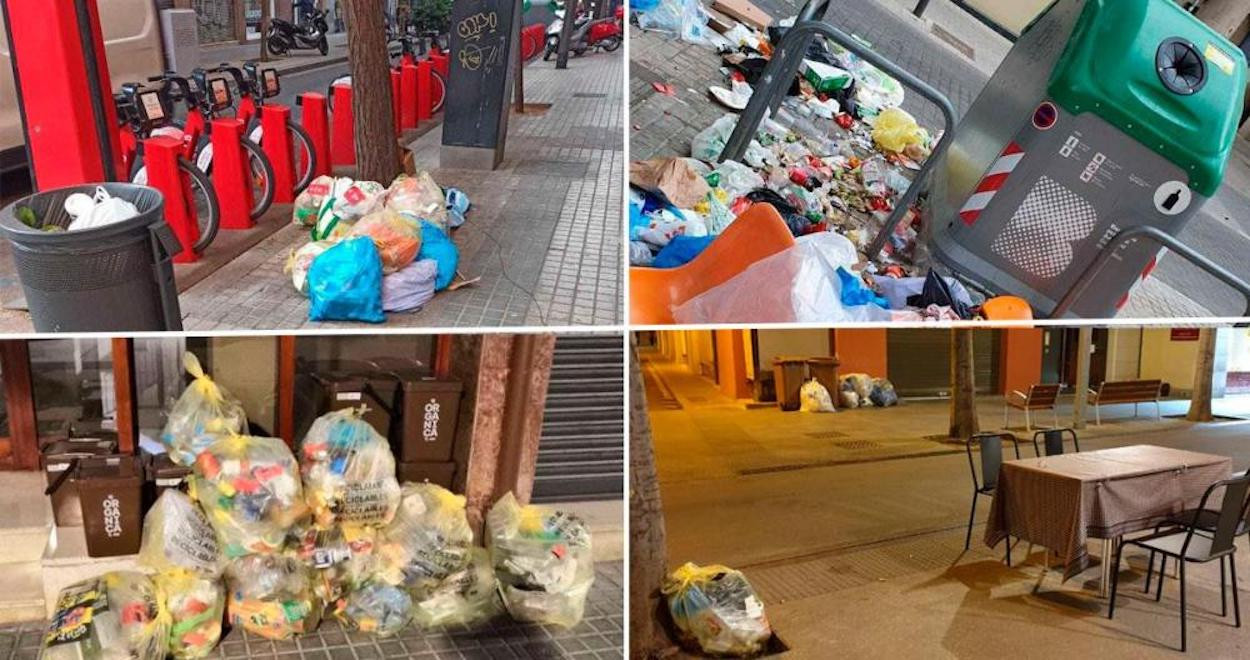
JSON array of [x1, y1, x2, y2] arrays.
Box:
[[440, 0, 523, 170], [1, 0, 123, 190]]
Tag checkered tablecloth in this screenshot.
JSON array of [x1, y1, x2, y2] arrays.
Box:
[[984, 445, 1231, 579]]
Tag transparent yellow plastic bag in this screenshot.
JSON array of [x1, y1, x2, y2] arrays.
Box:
[[44, 571, 170, 660], [225, 555, 322, 640], [190, 434, 307, 558], [285, 240, 335, 295], [871, 107, 927, 154], [376, 483, 474, 596], [138, 490, 222, 578], [161, 353, 248, 466], [335, 580, 413, 637], [412, 546, 501, 629], [662, 562, 772, 656], [385, 172, 448, 232], [299, 407, 402, 529], [486, 492, 595, 628], [286, 522, 379, 606], [156, 569, 224, 659], [347, 210, 422, 274]]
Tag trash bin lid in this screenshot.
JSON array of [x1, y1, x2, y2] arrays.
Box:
[[1047, 0, 1246, 196]]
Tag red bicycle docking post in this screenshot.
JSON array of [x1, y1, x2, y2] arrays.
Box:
[[431, 49, 449, 80], [261, 105, 297, 204], [390, 69, 402, 135], [417, 60, 433, 121], [210, 118, 256, 230], [299, 92, 332, 178], [143, 136, 199, 263], [400, 63, 419, 130], [330, 83, 355, 166]]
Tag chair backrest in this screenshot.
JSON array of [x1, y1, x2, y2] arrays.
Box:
[[1026, 384, 1061, 407], [1185, 472, 1250, 557], [1032, 428, 1080, 457], [967, 433, 1020, 491]]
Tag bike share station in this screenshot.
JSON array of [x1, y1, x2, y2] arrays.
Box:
[[632, 0, 1250, 322], [0, 0, 458, 332]]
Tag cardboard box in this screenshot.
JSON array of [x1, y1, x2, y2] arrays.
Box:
[[711, 0, 773, 31]]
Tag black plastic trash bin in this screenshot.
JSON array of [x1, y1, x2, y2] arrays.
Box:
[[0, 183, 182, 331]]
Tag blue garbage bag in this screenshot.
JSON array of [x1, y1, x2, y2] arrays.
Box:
[[653, 235, 715, 268], [307, 237, 386, 323], [836, 267, 889, 309], [418, 220, 459, 291], [445, 187, 469, 229]]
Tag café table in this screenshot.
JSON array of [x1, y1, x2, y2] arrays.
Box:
[[984, 444, 1231, 596]]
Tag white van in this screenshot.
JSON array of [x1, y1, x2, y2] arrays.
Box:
[[0, 0, 165, 172]]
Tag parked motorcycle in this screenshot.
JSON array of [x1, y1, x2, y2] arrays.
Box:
[[544, 7, 621, 61], [266, 9, 330, 56]]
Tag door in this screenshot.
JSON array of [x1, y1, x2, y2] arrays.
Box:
[[532, 334, 624, 503], [886, 330, 1001, 397]]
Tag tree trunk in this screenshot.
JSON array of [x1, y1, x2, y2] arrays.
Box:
[[629, 340, 670, 658], [343, 0, 401, 182], [1071, 327, 1092, 429], [556, 0, 578, 69], [260, 0, 272, 62], [949, 329, 979, 439], [1187, 328, 1217, 422]]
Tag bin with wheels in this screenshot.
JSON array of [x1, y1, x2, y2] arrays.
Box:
[[926, 0, 1248, 318], [772, 357, 809, 412], [0, 183, 182, 331]]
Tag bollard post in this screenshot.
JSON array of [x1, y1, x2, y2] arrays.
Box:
[[260, 105, 297, 204], [390, 69, 402, 135], [209, 118, 256, 230], [417, 59, 433, 121], [431, 49, 449, 79], [299, 92, 332, 178], [143, 136, 199, 261], [330, 83, 355, 166], [400, 63, 419, 130]]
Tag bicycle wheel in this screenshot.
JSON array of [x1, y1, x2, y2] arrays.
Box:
[[129, 155, 220, 254], [431, 69, 446, 114], [287, 122, 317, 192], [241, 138, 276, 219]]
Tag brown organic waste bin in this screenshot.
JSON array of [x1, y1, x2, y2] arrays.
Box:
[[772, 357, 809, 412], [73, 456, 144, 557], [42, 438, 118, 527], [807, 356, 841, 408], [391, 377, 462, 462]]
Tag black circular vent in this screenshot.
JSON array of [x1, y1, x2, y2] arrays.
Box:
[[1157, 38, 1207, 95]]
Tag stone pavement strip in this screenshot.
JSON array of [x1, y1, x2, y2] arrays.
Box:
[[0, 562, 622, 660], [178, 51, 623, 330]]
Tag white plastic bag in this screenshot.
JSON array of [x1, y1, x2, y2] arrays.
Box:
[[673, 232, 891, 324], [800, 379, 835, 413], [138, 490, 222, 578], [691, 115, 739, 162], [65, 186, 140, 232]]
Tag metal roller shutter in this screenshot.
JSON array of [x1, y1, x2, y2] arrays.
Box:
[[531, 334, 624, 503], [886, 330, 1001, 397]]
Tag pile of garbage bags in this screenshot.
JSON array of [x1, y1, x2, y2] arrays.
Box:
[[287, 172, 470, 322], [840, 373, 900, 408], [45, 372, 597, 657], [631, 2, 992, 323], [663, 562, 772, 656]]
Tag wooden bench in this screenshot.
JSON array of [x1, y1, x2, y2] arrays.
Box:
[[1004, 384, 1061, 432], [1088, 379, 1163, 425]]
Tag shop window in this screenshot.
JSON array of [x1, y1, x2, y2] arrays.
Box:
[[28, 339, 116, 439]]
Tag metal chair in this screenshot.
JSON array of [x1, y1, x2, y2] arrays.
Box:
[[1031, 428, 1080, 457], [965, 432, 1021, 565], [1109, 472, 1250, 652]]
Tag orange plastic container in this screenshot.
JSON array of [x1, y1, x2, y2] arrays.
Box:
[[630, 204, 795, 325]]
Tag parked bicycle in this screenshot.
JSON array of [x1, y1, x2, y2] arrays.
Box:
[[327, 31, 447, 115], [222, 62, 318, 193]]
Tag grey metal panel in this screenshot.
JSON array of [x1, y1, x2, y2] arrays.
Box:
[[532, 334, 624, 503]]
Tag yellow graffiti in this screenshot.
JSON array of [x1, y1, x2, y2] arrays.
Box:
[[456, 11, 498, 41]]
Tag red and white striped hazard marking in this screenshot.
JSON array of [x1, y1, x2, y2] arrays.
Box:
[[1116, 248, 1168, 310], [959, 142, 1025, 226]]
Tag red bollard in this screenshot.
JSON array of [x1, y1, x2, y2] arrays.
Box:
[[331, 83, 355, 166], [210, 118, 256, 230], [390, 69, 402, 135], [300, 92, 332, 178], [400, 63, 419, 130], [431, 50, 449, 80], [261, 105, 297, 204], [143, 136, 199, 262], [417, 60, 433, 121]]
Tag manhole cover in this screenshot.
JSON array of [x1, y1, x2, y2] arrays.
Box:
[[805, 431, 848, 440], [573, 92, 608, 98], [833, 440, 881, 450]]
